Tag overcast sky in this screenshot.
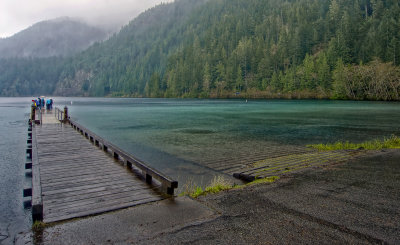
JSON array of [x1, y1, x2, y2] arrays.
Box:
[[0, 0, 174, 38]]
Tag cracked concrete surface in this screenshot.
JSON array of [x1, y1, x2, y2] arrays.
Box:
[[18, 149, 400, 244]]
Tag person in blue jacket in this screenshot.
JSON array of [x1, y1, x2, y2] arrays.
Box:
[[46, 99, 51, 110]]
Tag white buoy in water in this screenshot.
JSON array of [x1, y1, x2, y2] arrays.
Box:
[[71, 101, 73, 105]]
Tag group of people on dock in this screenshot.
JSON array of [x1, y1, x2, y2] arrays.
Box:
[[32, 97, 53, 110]]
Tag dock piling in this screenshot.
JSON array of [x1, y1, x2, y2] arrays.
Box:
[[63, 106, 68, 122], [30, 105, 35, 121]]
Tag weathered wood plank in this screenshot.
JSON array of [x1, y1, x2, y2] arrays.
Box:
[[38, 145, 97, 152], [37, 149, 104, 157], [42, 178, 147, 196], [40, 172, 130, 186], [45, 194, 161, 216], [42, 184, 154, 202], [38, 159, 113, 170], [39, 163, 122, 175], [38, 154, 108, 163], [39, 163, 118, 174], [40, 169, 125, 183], [40, 172, 133, 189], [43, 184, 151, 203], [44, 188, 157, 210], [40, 170, 133, 185], [42, 178, 153, 196], [44, 197, 161, 223]]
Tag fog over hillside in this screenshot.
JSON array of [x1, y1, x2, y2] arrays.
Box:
[[0, 17, 108, 58], [0, 1, 175, 58], [0, 0, 174, 38]]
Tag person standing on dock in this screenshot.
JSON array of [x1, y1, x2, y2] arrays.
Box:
[[46, 99, 51, 110], [41, 98, 45, 109]]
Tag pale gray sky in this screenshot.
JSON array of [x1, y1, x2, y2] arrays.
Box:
[[0, 0, 174, 38]]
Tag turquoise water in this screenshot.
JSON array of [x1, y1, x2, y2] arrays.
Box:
[[62, 98, 400, 185], [1, 97, 399, 239]]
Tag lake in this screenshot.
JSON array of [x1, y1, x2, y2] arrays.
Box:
[[1, 97, 399, 241], [0, 98, 32, 244]]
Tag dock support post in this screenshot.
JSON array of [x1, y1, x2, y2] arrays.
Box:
[[30, 105, 36, 121], [161, 184, 177, 195], [32, 203, 43, 222], [126, 161, 132, 169], [146, 173, 152, 184], [63, 106, 68, 122], [167, 187, 174, 195], [113, 151, 119, 160]]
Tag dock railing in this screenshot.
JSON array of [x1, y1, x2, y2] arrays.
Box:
[[55, 107, 65, 122], [54, 107, 178, 195]]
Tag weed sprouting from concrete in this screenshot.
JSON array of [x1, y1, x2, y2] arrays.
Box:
[[32, 221, 46, 232], [32, 220, 46, 244], [308, 135, 400, 151], [203, 176, 232, 194], [182, 175, 279, 198], [248, 176, 280, 185], [191, 186, 205, 198], [179, 178, 197, 197], [181, 176, 232, 198]]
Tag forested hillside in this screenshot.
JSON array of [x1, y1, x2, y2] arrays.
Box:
[[1, 0, 399, 100]]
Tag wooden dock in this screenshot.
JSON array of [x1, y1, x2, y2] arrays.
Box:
[[26, 107, 177, 223]]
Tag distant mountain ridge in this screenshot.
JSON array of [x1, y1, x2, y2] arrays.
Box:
[[0, 17, 108, 58]]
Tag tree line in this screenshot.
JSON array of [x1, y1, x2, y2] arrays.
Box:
[[0, 0, 399, 100]]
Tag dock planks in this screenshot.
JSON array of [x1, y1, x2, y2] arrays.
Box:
[[34, 111, 163, 223]]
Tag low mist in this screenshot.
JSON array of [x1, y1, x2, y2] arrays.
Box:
[[0, 0, 174, 37]]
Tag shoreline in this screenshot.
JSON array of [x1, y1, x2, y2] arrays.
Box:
[[1, 96, 400, 103]]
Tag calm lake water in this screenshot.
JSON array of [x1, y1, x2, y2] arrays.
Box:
[[1, 97, 399, 241], [0, 98, 31, 244], [63, 98, 400, 186]]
